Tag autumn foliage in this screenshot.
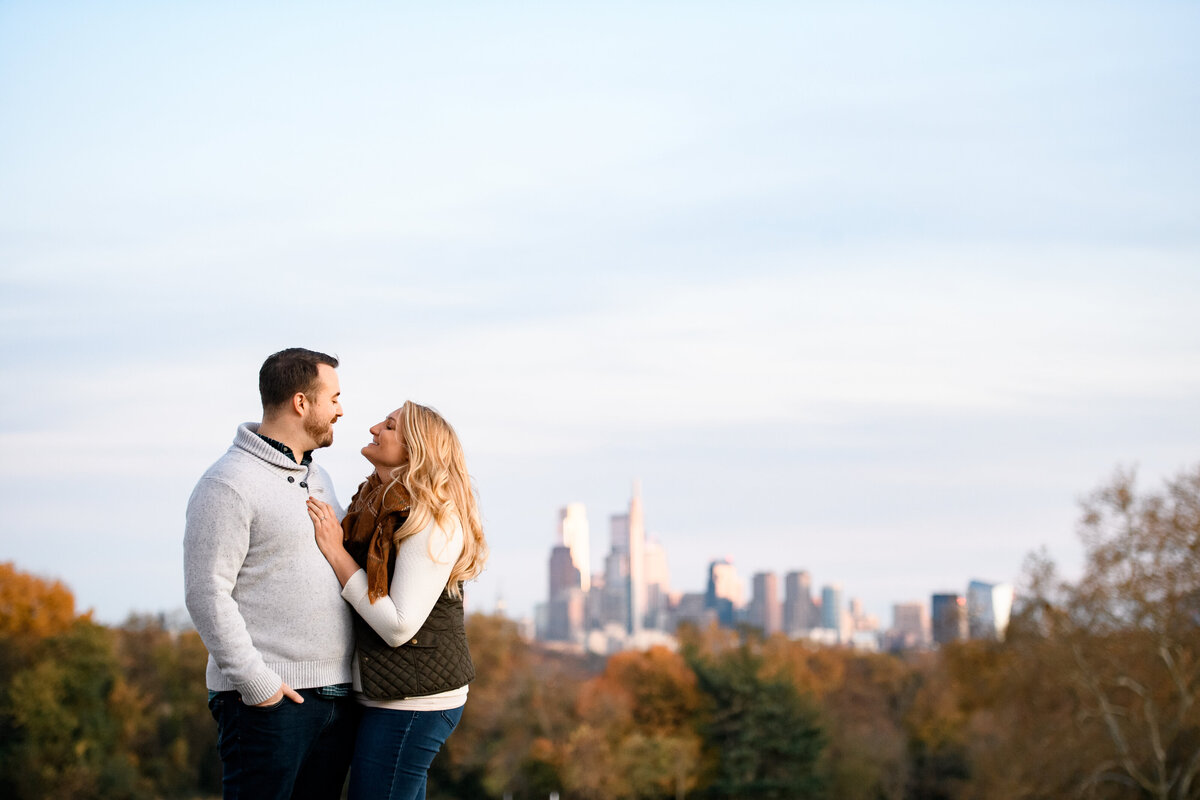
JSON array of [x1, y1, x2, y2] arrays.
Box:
[[0, 563, 216, 800]]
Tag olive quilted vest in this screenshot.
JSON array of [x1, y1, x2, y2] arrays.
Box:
[[353, 587, 475, 700]]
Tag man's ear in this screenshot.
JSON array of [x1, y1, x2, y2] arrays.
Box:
[[292, 392, 308, 416]]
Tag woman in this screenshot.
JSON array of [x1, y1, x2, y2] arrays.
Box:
[[307, 400, 488, 800]]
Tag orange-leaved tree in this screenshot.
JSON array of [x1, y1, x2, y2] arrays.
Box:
[[0, 562, 149, 799]]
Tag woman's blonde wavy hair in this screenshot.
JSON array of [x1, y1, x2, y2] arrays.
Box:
[[382, 401, 487, 599]]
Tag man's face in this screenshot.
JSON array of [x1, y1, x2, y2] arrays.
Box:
[[302, 364, 342, 450]]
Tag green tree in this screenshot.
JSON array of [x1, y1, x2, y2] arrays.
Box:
[[759, 636, 918, 800], [0, 563, 137, 800], [113, 615, 220, 797], [686, 642, 825, 799], [818, 651, 914, 800], [3, 619, 147, 799], [0, 564, 217, 800], [903, 649, 971, 800]]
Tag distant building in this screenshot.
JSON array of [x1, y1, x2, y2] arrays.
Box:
[[558, 503, 591, 592], [585, 571, 606, 630], [545, 545, 584, 641], [673, 592, 717, 630], [546, 588, 585, 642], [548, 545, 581, 601], [585, 623, 633, 656], [706, 558, 743, 627], [967, 580, 1015, 640], [602, 547, 629, 630], [821, 583, 846, 641], [848, 630, 881, 651], [626, 483, 647, 636], [643, 538, 671, 630], [889, 602, 930, 650], [609, 513, 630, 557], [539, 484, 689, 650], [802, 627, 841, 646], [747, 572, 782, 635], [604, 483, 648, 636], [849, 597, 879, 633], [538, 486, 1014, 654], [783, 570, 819, 634], [932, 592, 967, 644]]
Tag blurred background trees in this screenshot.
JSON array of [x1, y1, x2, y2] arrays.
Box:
[[1, 464, 1196, 798], [684, 640, 824, 799], [0, 563, 216, 800], [985, 467, 1200, 800]]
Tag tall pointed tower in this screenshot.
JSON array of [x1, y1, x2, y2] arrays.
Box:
[[626, 480, 646, 635]]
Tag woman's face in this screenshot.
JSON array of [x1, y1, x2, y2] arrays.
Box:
[[362, 407, 407, 469]]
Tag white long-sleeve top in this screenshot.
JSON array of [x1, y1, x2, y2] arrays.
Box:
[[339, 515, 469, 711]]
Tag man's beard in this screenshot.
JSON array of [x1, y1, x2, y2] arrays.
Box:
[[304, 412, 335, 449]]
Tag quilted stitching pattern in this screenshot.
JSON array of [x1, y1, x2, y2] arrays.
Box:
[[355, 592, 475, 700]]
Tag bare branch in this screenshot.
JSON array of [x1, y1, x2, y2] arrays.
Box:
[[1161, 643, 1196, 724], [1071, 642, 1156, 793], [1176, 744, 1200, 800]]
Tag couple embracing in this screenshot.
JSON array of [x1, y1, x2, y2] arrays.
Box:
[[184, 347, 488, 800]]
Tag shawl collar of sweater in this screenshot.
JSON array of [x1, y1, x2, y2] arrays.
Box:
[[234, 423, 310, 472]]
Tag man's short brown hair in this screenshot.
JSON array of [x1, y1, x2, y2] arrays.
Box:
[[259, 348, 339, 411]]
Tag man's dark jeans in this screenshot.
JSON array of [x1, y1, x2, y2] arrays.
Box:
[[208, 688, 359, 800]]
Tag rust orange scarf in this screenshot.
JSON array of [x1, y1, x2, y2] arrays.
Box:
[[342, 473, 411, 602]]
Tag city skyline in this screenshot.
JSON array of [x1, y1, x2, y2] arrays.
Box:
[[538, 487, 1012, 648]]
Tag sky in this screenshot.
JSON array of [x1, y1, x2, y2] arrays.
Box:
[[2, 1, 1198, 629]]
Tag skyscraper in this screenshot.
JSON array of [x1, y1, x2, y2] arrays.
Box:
[[603, 483, 648, 636], [549, 592, 584, 640], [706, 558, 743, 627], [967, 580, 1014, 640], [545, 530, 585, 642], [643, 538, 670, 630], [783, 570, 820, 634], [558, 503, 591, 592], [548, 545, 581, 602], [627, 482, 646, 636], [891, 602, 930, 649], [932, 592, 967, 644], [748, 572, 782, 635], [602, 542, 629, 631], [821, 583, 845, 639]]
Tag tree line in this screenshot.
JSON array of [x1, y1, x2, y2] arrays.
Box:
[[1, 466, 1197, 799]]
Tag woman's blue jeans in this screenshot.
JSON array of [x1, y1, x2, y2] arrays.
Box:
[[349, 704, 463, 800]]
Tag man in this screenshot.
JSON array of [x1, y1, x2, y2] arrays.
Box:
[[185, 348, 357, 800]]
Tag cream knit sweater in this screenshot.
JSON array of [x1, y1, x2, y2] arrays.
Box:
[[184, 422, 353, 705]]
